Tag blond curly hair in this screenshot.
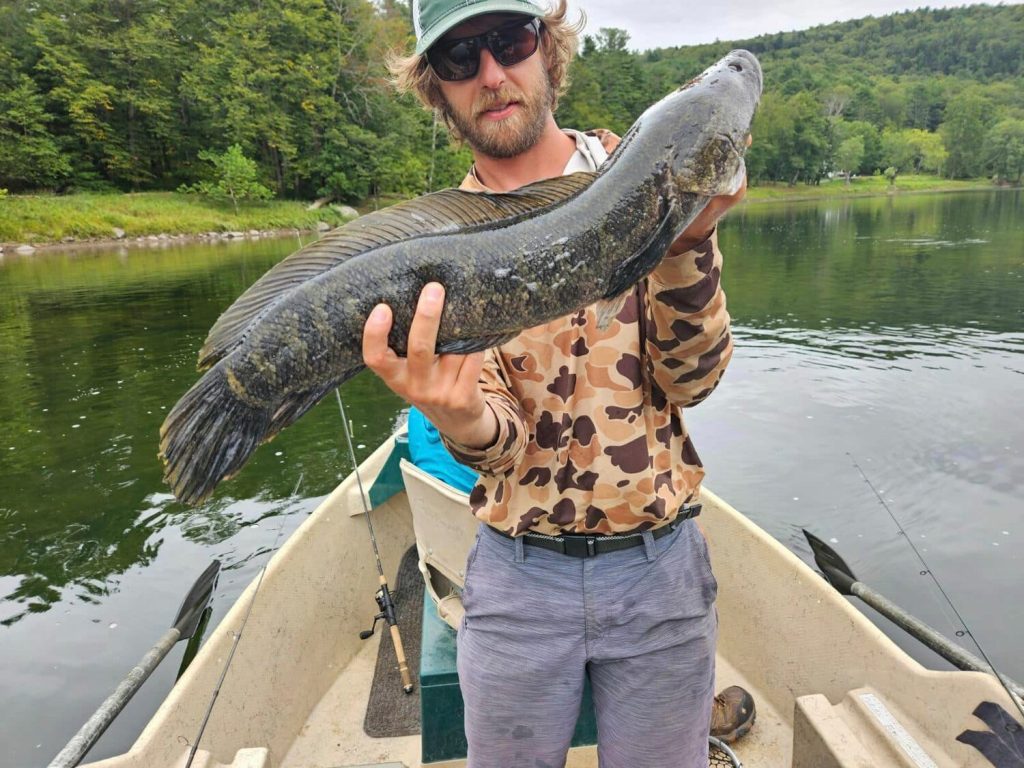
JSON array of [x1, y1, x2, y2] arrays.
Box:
[[388, 0, 583, 134]]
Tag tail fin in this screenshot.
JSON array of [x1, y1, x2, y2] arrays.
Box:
[[159, 369, 272, 506]]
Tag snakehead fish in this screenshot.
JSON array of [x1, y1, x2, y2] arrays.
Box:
[[160, 49, 763, 505]]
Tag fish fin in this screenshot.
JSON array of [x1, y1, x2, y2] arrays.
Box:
[[160, 365, 362, 505], [198, 176, 596, 370], [438, 333, 518, 356], [603, 211, 678, 300], [159, 366, 273, 506], [265, 369, 362, 439], [594, 292, 630, 330], [497, 171, 597, 212]]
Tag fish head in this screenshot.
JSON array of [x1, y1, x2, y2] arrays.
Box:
[[656, 49, 763, 198]]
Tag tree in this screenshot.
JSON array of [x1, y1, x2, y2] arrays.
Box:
[[744, 93, 792, 183], [835, 137, 865, 184], [905, 129, 947, 174], [556, 57, 617, 131], [832, 119, 882, 174], [823, 84, 854, 118], [786, 92, 831, 184], [0, 47, 70, 190], [184, 144, 273, 212], [940, 91, 990, 178], [27, 0, 189, 189], [29, 5, 122, 186], [880, 129, 917, 175], [2, 2, 1022, 200], [558, 29, 648, 136], [983, 118, 1024, 183], [903, 80, 945, 130]]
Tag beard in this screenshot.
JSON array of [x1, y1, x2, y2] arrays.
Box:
[[443, 74, 553, 159]]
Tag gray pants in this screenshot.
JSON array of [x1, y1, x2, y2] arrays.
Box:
[[457, 519, 718, 768]]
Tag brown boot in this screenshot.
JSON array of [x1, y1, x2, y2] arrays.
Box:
[[710, 685, 756, 743]]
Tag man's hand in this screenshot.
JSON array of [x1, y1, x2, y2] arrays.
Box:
[[673, 134, 752, 251], [362, 282, 499, 449]]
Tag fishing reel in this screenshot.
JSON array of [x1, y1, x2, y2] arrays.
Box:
[[358, 583, 398, 640]]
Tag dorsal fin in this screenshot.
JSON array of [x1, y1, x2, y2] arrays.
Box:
[[197, 172, 597, 369]]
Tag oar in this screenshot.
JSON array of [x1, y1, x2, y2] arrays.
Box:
[[49, 560, 222, 768], [803, 530, 1024, 704]]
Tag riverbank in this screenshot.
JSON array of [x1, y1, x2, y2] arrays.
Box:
[[744, 174, 996, 203], [0, 191, 355, 251], [0, 177, 1006, 251]]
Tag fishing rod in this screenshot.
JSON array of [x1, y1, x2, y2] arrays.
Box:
[[334, 389, 414, 694], [184, 473, 303, 768], [809, 453, 1024, 722]]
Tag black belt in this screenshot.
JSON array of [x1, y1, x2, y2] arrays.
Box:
[[494, 504, 701, 558]]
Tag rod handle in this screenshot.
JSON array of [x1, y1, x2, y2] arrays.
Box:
[[389, 623, 415, 694]]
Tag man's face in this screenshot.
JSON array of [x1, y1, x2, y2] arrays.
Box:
[[432, 13, 552, 159]]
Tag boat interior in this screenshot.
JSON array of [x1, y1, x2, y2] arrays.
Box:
[[84, 434, 1020, 768]]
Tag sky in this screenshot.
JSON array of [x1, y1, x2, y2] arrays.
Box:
[[566, 0, 1017, 51]]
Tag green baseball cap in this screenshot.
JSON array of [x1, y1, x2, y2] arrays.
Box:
[[413, 0, 546, 55]]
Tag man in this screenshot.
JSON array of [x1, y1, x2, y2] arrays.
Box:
[[364, 1, 755, 765]]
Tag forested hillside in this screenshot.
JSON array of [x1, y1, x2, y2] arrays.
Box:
[[1, 2, 1022, 199], [558, 4, 1024, 184]]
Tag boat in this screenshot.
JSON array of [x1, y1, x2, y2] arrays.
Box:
[[76, 429, 1021, 768]]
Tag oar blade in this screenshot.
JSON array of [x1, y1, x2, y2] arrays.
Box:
[[172, 560, 221, 640], [803, 529, 858, 596]]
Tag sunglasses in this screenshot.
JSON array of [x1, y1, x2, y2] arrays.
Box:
[[427, 17, 542, 82]]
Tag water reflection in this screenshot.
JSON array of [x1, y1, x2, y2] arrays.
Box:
[[721, 189, 1024, 335], [738, 324, 1024, 364], [0, 240, 404, 628]]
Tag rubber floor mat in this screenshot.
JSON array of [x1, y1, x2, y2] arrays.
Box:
[[363, 546, 424, 738]]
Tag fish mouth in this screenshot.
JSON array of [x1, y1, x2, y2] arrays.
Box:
[[715, 133, 748, 195]]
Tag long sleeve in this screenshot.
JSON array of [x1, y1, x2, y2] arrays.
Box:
[[643, 228, 732, 408], [440, 347, 529, 475], [443, 126, 733, 535]]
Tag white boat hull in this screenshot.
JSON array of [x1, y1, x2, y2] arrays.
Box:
[[82, 434, 1019, 768]]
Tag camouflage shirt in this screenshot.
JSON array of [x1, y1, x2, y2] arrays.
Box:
[[442, 129, 733, 536]]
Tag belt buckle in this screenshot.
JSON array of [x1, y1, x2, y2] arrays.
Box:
[[681, 503, 702, 520], [562, 535, 596, 558]]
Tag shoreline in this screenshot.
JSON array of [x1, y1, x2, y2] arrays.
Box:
[[743, 180, 1009, 205], [0, 226, 324, 256], [1, 181, 1015, 255]]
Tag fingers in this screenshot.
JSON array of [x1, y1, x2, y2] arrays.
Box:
[[452, 352, 486, 401], [362, 284, 488, 424], [362, 303, 400, 377], [406, 283, 445, 379], [436, 349, 467, 382]]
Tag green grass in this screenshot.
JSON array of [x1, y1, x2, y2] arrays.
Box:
[[0, 191, 351, 244], [745, 174, 994, 202]]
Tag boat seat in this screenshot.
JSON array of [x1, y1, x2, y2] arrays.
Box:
[[177, 747, 269, 767], [793, 688, 944, 767], [399, 458, 477, 631]]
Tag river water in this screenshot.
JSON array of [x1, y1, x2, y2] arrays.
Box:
[[0, 190, 1021, 765]]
